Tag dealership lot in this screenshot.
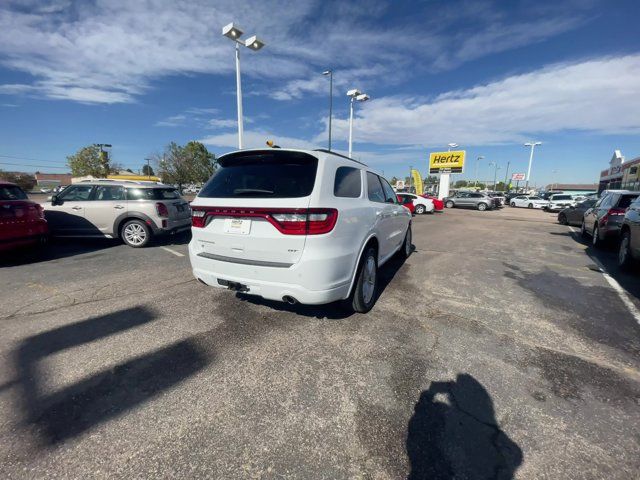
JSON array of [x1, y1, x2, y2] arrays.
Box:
[[1, 209, 639, 478]]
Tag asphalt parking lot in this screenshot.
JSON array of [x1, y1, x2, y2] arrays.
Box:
[[1, 207, 639, 479]]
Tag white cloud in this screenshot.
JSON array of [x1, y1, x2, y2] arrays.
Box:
[[200, 130, 318, 150], [320, 55, 640, 147], [0, 0, 599, 104], [208, 118, 240, 129], [155, 114, 187, 127]]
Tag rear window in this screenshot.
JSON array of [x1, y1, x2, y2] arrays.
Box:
[[0, 185, 27, 200], [552, 195, 572, 200], [334, 166, 361, 198], [127, 188, 181, 200], [199, 151, 318, 198], [618, 195, 639, 209]]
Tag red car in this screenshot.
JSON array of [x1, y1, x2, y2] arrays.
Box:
[[0, 181, 49, 252], [397, 194, 416, 214], [421, 194, 444, 212]]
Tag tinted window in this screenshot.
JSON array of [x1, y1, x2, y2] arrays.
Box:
[[199, 151, 317, 198], [618, 194, 639, 209], [367, 172, 386, 203], [0, 185, 27, 200], [470, 193, 483, 198], [59, 185, 93, 201], [334, 167, 361, 198], [127, 188, 181, 200], [94, 185, 125, 201], [600, 195, 614, 208], [529, 196, 542, 200], [380, 178, 397, 203], [551, 195, 572, 201]]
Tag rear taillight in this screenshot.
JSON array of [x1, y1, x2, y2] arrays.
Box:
[[155, 202, 169, 217], [36, 204, 45, 219], [601, 208, 626, 225], [189, 207, 338, 235]]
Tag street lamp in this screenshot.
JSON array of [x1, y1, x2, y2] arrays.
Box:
[[322, 70, 333, 150], [222, 22, 266, 150], [347, 88, 370, 158], [524, 141, 542, 192], [474, 155, 484, 188], [489, 161, 501, 190]]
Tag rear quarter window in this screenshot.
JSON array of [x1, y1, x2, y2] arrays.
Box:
[[0, 185, 27, 200], [619, 195, 640, 209], [127, 188, 181, 200], [199, 150, 318, 198], [334, 166, 361, 198]]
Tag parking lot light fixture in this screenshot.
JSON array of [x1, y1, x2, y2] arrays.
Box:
[[524, 141, 542, 192], [347, 89, 370, 158], [322, 70, 333, 150], [474, 156, 484, 188], [222, 22, 266, 150], [447, 143, 458, 151]]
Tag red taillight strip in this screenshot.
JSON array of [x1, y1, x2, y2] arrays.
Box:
[[191, 207, 338, 235]]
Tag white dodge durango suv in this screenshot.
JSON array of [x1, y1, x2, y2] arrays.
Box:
[[189, 149, 412, 313]]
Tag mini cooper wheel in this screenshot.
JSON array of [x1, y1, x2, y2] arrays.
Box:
[[477, 202, 488, 211], [415, 204, 426, 215], [121, 219, 152, 248], [351, 247, 378, 313], [445, 200, 454, 208], [618, 230, 634, 271]]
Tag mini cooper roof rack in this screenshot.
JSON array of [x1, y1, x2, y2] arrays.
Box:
[[314, 149, 368, 166]]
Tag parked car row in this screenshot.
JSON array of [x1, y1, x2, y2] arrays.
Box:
[[443, 191, 502, 211]]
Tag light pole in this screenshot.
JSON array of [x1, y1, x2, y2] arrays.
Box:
[[322, 70, 333, 150], [524, 141, 541, 192], [502, 161, 511, 192], [474, 155, 484, 189], [222, 23, 266, 150], [347, 89, 370, 158], [489, 161, 501, 190], [438, 143, 458, 199]]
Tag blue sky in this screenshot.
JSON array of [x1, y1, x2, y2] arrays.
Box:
[[1, 0, 639, 187]]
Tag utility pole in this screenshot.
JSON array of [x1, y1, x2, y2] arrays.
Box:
[[146, 157, 151, 179], [322, 70, 333, 150], [503, 161, 511, 191]]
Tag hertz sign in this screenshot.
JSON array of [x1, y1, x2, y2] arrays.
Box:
[[429, 150, 466, 174]]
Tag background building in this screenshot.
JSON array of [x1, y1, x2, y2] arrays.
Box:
[[598, 150, 625, 192]]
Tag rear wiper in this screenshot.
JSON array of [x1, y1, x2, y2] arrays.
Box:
[[233, 189, 275, 195]]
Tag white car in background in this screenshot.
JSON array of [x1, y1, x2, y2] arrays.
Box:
[[510, 195, 549, 209], [189, 148, 412, 313], [545, 194, 576, 212], [396, 192, 435, 214]]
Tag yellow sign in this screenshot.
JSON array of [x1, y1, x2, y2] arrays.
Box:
[[410, 169, 424, 195], [429, 150, 466, 174]]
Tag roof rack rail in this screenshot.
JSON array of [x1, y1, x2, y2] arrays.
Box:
[[314, 149, 368, 166]]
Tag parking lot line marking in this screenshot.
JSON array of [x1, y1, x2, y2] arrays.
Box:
[[160, 246, 185, 257], [567, 226, 640, 325]]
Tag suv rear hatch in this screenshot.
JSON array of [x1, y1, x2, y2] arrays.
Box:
[[191, 150, 334, 266]]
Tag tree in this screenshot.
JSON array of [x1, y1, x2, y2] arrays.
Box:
[[154, 141, 216, 189], [67, 145, 116, 177], [0, 171, 36, 191], [142, 164, 155, 176], [390, 176, 399, 186], [454, 180, 469, 188]]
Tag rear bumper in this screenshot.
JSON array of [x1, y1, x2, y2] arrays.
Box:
[[155, 218, 191, 235], [188, 240, 354, 305]]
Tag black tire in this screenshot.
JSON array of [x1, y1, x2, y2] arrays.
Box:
[[350, 246, 378, 313], [121, 219, 152, 248], [581, 219, 587, 238], [510, 202, 516, 207], [558, 213, 568, 225], [415, 204, 426, 215], [618, 230, 634, 271], [445, 200, 454, 209], [397, 224, 412, 260], [592, 224, 602, 248], [528, 203, 534, 209], [477, 202, 488, 211]]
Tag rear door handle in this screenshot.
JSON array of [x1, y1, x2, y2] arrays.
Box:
[[114, 205, 125, 209], [71, 206, 82, 211]]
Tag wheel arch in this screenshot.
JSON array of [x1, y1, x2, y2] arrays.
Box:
[[345, 234, 380, 300], [113, 212, 158, 236]]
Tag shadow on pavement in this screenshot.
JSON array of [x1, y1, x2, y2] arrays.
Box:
[[406, 374, 523, 480], [235, 246, 411, 319], [14, 306, 208, 445], [555, 228, 640, 301]]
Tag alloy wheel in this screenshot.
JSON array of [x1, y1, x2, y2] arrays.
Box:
[[124, 223, 147, 246], [362, 256, 377, 304]]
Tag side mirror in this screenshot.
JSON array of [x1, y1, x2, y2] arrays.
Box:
[[51, 194, 60, 206]]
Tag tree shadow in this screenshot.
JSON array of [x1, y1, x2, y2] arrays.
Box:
[[14, 306, 208, 446], [234, 247, 412, 319], [406, 374, 523, 480], [0, 237, 121, 267]]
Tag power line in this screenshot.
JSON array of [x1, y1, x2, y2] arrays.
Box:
[[0, 154, 68, 165], [0, 161, 69, 170]]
